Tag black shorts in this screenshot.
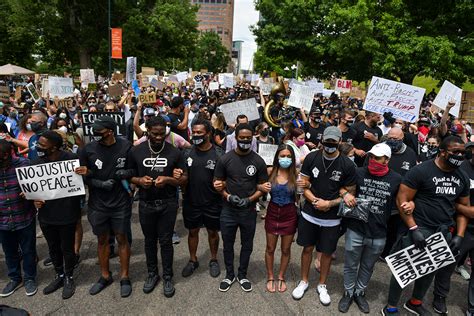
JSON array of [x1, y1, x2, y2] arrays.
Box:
[[183, 203, 221, 231], [296, 215, 340, 254], [87, 208, 131, 236]]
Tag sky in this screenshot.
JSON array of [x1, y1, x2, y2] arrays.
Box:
[[232, 0, 259, 71]]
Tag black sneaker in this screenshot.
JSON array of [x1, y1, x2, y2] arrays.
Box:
[[432, 295, 447, 314], [43, 274, 64, 295], [181, 260, 199, 278], [209, 260, 220, 278], [143, 273, 160, 294], [62, 276, 75, 299], [354, 291, 370, 314], [89, 275, 114, 295], [43, 257, 53, 267], [404, 300, 432, 316], [219, 277, 235, 292], [0, 280, 22, 297], [24, 280, 37, 296], [237, 277, 252, 292], [163, 278, 175, 298], [381, 306, 400, 316], [338, 291, 354, 313], [120, 278, 132, 298]]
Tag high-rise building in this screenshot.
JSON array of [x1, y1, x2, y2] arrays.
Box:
[[191, 0, 234, 54]]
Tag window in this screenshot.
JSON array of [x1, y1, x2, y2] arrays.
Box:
[[217, 27, 223, 34]]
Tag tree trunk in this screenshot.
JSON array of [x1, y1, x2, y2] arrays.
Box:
[[79, 48, 91, 69]]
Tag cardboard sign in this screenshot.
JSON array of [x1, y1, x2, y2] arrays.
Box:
[[209, 82, 219, 91], [49, 76, 74, 99], [142, 67, 155, 76], [335, 79, 352, 93], [112, 73, 124, 81], [16, 159, 85, 200], [364, 76, 425, 123], [41, 79, 49, 98], [259, 82, 272, 96], [108, 84, 123, 98], [150, 78, 165, 90], [305, 80, 324, 94], [54, 98, 73, 109], [139, 92, 156, 104], [26, 83, 41, 102], [126, 57, 137, 83], [288, 85, 316, 111], [200, 69, 208, 74], [15, 87, 22, 101], [258, 144, 278, 166], [140, 75, 150, 87], [81, 112, 126, 136], [220, 98, 260, 124], [111, 28, 122, 59], [0, 86, 10, 99], [176, 72, 188, 83], [87, 83, 97, 91], [80, 69, 95, 88], [386, 232, 455, 288], [433, 80, 462, 117]]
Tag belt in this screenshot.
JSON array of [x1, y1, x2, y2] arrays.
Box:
[[142, 198, 175, 207]]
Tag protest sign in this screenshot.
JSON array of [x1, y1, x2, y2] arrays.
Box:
[[385, 232, 455, 288], [209, 82, 219, 91], [26, 83, 41, 102], [49, 76, 74, 99], [288, 85, 316, 111], [150, 78, 165, 90], [142, 67, 155, 76], [132, 80, 140, 97], [81, 112, 126, 136], [139, 92, 156, 104], [194, 81, 203, 90], [433, 80, 462, 117], [126, 57, 137, 83], [111, 28, 122, 59], [87, 83, 97, 91], [54, 97, 73, 109], [258, 144, 278, 166], [259, 82, 272, 95], [108, 84, 122, 98], [322, 89, 337, 97], [246, 74, 260, 84], [140, 75, 150, 87], [305, 80, 324, 94], [289, 79, 304, 90], [176, 72, 188, 83], [218, 73, 233, 85], [112, 73, 124, 81], [15, 87, 21, 101], [223, 75, 235, 89], [16, 159, 85, 200], [200, 68, 208, 74], [41, 79, 49, 98], [363, 76, 425, 123], [220, 98, 260, 124], [0, 86, 9, 99], [80, 69, 95, 88], [335, 79, 352, 93]]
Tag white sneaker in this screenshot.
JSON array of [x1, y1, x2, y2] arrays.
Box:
[[317, 284, 331, 306], [255, 203, 261, 213], [456, 266, 471, 280], [291, 280, 308, 300]]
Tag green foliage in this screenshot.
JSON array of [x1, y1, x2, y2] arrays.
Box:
[[192, 31, 230, 73]]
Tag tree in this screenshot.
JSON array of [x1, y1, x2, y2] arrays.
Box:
[[193, 31, 230, 73]]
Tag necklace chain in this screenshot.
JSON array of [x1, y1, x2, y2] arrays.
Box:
[[148, 140, 165, 156], [322, 153, 338, 173]]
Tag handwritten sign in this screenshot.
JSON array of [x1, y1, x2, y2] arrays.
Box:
[[305, 80, 324, 94], [41, 79, 49, 98], [112, 73, 124, 81], [433, 80, 462, 117], [126, 57, 137, 83], [176, 72, 188, 83], [80, 69, 95, 88], [139, 92, 156, 104], [223, 75, 235, 88], [81, 112, 126, 136], [49, 77, 74, 99], [194, 81, 203, 90], [0, 86, 10, 99], [386, 232, 455, 288], [209, 82, 219, 91], [16, 159, 85, 200], [258, 144, 278, 166], [289, 79, 304, 90], [54, 98, 73, 109], [141, 67, 155, 76], [108, 84, 122, 98], [288, 85, 316, 111], [26, 83, 41, 102], [364, 76, 425, 123], [220, 98, 260, 124], [150, 78, 165, 90], [335, 79, 352, 93], [259, 82, 272, 95]]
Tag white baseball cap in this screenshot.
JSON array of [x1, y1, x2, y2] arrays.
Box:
[[368, 143, 392, 158]]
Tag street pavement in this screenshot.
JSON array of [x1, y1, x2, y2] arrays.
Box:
[[0, 201, 470, 315]]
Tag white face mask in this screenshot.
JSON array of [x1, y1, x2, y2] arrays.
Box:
[[166, 126, 170, 136], [394, 123, 403, 129], [58, 126, 68, 134], [59, 113, 67, 119]]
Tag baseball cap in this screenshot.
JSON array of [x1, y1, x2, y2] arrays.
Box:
[[322, 126, 342, 141], [143, 107, 156, 116], [465, 142, 474, 149], [368, 143, 392, 158], [92, 116, 117, 132]]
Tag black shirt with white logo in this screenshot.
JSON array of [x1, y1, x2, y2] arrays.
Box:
[[345, 167, 402, 238], [363, 145, 418, 177], [128, 141, 186, 200], [214, 150, 268, 209], [352, 121, 383, 166], [341, 127, 357, 145], [79, 138, 132, 211], [403, 160, 470, 228], [304, 122, 326, 146], [301, 151, 357, 219]]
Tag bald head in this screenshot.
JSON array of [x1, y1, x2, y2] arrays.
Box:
[[388, 127, 404, 140]]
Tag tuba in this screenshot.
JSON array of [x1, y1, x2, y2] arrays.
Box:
[[263, 80, 287, 128]]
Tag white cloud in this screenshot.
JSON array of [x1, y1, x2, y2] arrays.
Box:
[[233, 0, 259, 71]]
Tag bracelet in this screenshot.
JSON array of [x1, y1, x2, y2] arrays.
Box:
[[341, 191, 349, 198], [409, 225, 418, 231]]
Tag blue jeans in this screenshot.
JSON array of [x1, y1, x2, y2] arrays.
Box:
[[343, 228, 385, 294], [0, 220, 37, 282]]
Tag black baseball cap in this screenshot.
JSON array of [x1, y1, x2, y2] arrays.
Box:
[[92, 116, 116, 132]]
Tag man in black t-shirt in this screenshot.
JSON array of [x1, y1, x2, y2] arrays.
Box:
[[79, 116, 133, 298], [304, 108, 326, 150], [338, 110, 357, 145], [175, 119, 224, 279], [292, 126, 356, 305], [167, 96, 190, 141], [213, 123, 268, 293], [382, 136, 470, 316], [128, 116, 187, 298], [352, 111, 382, 167]]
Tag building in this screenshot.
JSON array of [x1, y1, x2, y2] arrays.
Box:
[[232, 40, 243, 74], [191, 0, 234, 54]]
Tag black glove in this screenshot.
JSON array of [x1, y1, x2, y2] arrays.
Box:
[[227, 195, 242, 208], [237, 197, 251, 209], [411, 228, 427, 250], [115, 169, 134, 180], [449, 235, 463, 255], [90, 179, 116, 191]]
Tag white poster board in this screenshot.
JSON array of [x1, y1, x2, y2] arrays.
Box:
[[48, 76, 74, 99], [80, 69, 95, 88], [41, 79, 49, 98], [176, 72, 188, 83], [220, 98, 260, 124], [16, 159, 85, 200], [305, 80, 324, 94], [363, 76, 425, 123], [223, 75, 235, 89], [385, 232, 455, 288], [288, 85, 316, 111], [289, 79, 304, 90], [219, 73, 233, 85], [126, 57, 137, 83], [433, 80, 462, 117], [209, 82, 219, 91], [258, 144, 278, 166], [259, 82, 272, 95], [335, 79, 352, 93]]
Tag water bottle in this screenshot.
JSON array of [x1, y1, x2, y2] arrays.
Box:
[[297, 173, 304, 195]]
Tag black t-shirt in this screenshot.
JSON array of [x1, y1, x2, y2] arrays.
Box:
[[341, 127, 357, 145], [214, 150, 268, 209], [182, 145, 224, 207], [304, 122, 326, 146], [300, 151, 357, 219], [79, 138, 132, 211], [352, 121, 383, 166], [128, 141, 186, 200], [460, 160, 474, 229], [168, 112, 189, 141], [345, 167, 401, 238], [403, 160, 470, 228], [34, 151, 82, 225]]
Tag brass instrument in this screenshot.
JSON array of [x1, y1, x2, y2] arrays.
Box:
[[263, 80, 287, 128]]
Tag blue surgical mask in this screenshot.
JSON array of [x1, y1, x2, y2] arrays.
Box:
[[278, 157, 292, 169]]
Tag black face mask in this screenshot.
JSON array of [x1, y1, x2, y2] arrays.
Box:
[[260, 129, 269, 137], [446, 153, 464, 168], [237, 140, 252, 152], [386, 139, 403, 153], [31, 121, 43, 133], [345, 120, 354, 127], [192, 135, 206, 146], [36, 146, 49, 157]]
